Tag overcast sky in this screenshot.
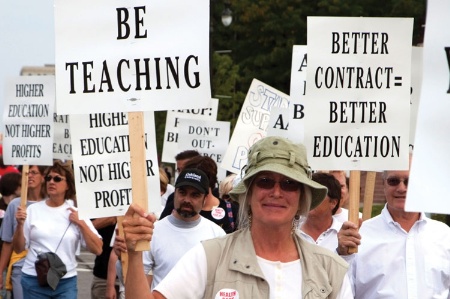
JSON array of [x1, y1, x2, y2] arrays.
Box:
[[0, 0, 55, 133]]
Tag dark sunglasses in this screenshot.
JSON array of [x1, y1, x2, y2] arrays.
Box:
[[254, 177, 301, 192], [386, 177, 408, 187], [45, 175, 65, 183]]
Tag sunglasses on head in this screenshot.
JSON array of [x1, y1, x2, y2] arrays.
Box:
[[254, 177, 301, 192], [45, 175, 65, 183], [386, 177, 408, 187]]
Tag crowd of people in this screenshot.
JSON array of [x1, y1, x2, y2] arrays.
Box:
[[0, 135, 448, 299]]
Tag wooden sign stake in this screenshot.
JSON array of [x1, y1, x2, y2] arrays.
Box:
[[348, 170, 360, 254]]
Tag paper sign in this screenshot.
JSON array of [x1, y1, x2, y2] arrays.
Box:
[[221, 79, 290, 174], [54, 0, 211, 114], [3, 76, 54, 165], [407, 0, 450, 213], [53, 114, 72, 161], [305, 17, 413, 171], [161, 99, 218, 163], [70, 112, 160, 219], [178, 118, 230, 181]]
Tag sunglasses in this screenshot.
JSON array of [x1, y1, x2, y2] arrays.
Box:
[[254, 177, 301, 192], [386, 177, 408, 187], [45, 175, 66, 183]]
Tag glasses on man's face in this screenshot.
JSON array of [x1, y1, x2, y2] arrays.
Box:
[[386, 177, 408, 187], [254, 177, 301, 192], [28, 171, 41, 176], [44, 175, 66, 183]]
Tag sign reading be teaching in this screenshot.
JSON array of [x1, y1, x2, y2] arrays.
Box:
[[54, 0, 211, 115]]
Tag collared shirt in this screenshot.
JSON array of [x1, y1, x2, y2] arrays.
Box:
[[350, 205, 450, 299], [298, 218, 343, 252]]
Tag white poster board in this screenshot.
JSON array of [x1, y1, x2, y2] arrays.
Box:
[[178, 119, 230, 182], [407, 0, 450, 213], [54, 0, 211, 114], [3, 76, 54, 165], [221, 79, 290, 174], [409, 47, 423, 146], [305, 17, 413, 171], [70, 112, 160, 219], [53, 114, 72, 161], [161, 99, 218, 163], [290, 45, 308, 102]]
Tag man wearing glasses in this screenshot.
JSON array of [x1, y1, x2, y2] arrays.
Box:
[[337, 155, 450, 298]]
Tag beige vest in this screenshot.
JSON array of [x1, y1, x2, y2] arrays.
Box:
[[203, 228, 348, 299]]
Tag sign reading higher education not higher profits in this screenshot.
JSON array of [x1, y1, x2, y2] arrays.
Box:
[[54, 0, 211, 115], [407, 0, 450, 214], [305, 17, 413, 171], [3, 76, 54, 165], [70, 112, 160, 219]]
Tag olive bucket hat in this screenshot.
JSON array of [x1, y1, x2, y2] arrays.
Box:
[[229, 136, 328, 210]]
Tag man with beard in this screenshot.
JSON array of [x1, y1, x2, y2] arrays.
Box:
[[115, 168, 226, 291]]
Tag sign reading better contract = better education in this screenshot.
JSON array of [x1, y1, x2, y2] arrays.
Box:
[[3, 76, 54, 165], [54, 0, 210, 115], [305, 17, 413, 171]]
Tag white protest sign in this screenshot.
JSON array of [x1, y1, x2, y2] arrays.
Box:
[[3, 76, 54, 165], [407, 0, 450, 213], [266, 45, 307, 142], [305, 17, 412, 171], [70, 112, 160, 219], [54, 0, 210, 114], [409, 47, 423, 146], [290, 45, 308, 102], [221, 79, 290, 174], [53, 114, 72, 161], [178, 118, 230, 182], [161, 98, 218, 163]]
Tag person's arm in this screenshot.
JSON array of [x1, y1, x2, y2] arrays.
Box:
[[68, 207, 103, 255], [0, 242, 13, 289], [106, 250, 118, 299], [12, 206, 26, 253], [123, 203, 164, 299], [91, 217, 117, 230]]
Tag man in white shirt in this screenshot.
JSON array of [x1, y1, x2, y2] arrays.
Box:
[[299, 172, 343, 252], [337, 156, 450, 298], [114, 168, 226, 291]]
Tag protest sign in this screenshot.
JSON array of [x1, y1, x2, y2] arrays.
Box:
[[54, 0, 210, 114], [53, 114, 72, 161], [290, 45, 308, 102], [221, 79, 290, 174], [305, 17, 413, 171], [70, 112, 160, 219], [161, 99, 218, 163], [407, 0, 450, 213], [178, 118, 230, 181], [409, 47, 423, 146], [3, 76, 54, 165]]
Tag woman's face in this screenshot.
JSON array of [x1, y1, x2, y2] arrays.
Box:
[[28, 166, 44, 191], [249, 171, 301, 228], [46, 170, 69, 199]]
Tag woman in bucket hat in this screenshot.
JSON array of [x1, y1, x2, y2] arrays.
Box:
[[122, 136, 353, 299]]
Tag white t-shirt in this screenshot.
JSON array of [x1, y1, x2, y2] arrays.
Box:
[[333, 208, 362, 223], [155, 243, 354, 299], [143, 215, 225, 289], [22, 200, 101, 278]]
